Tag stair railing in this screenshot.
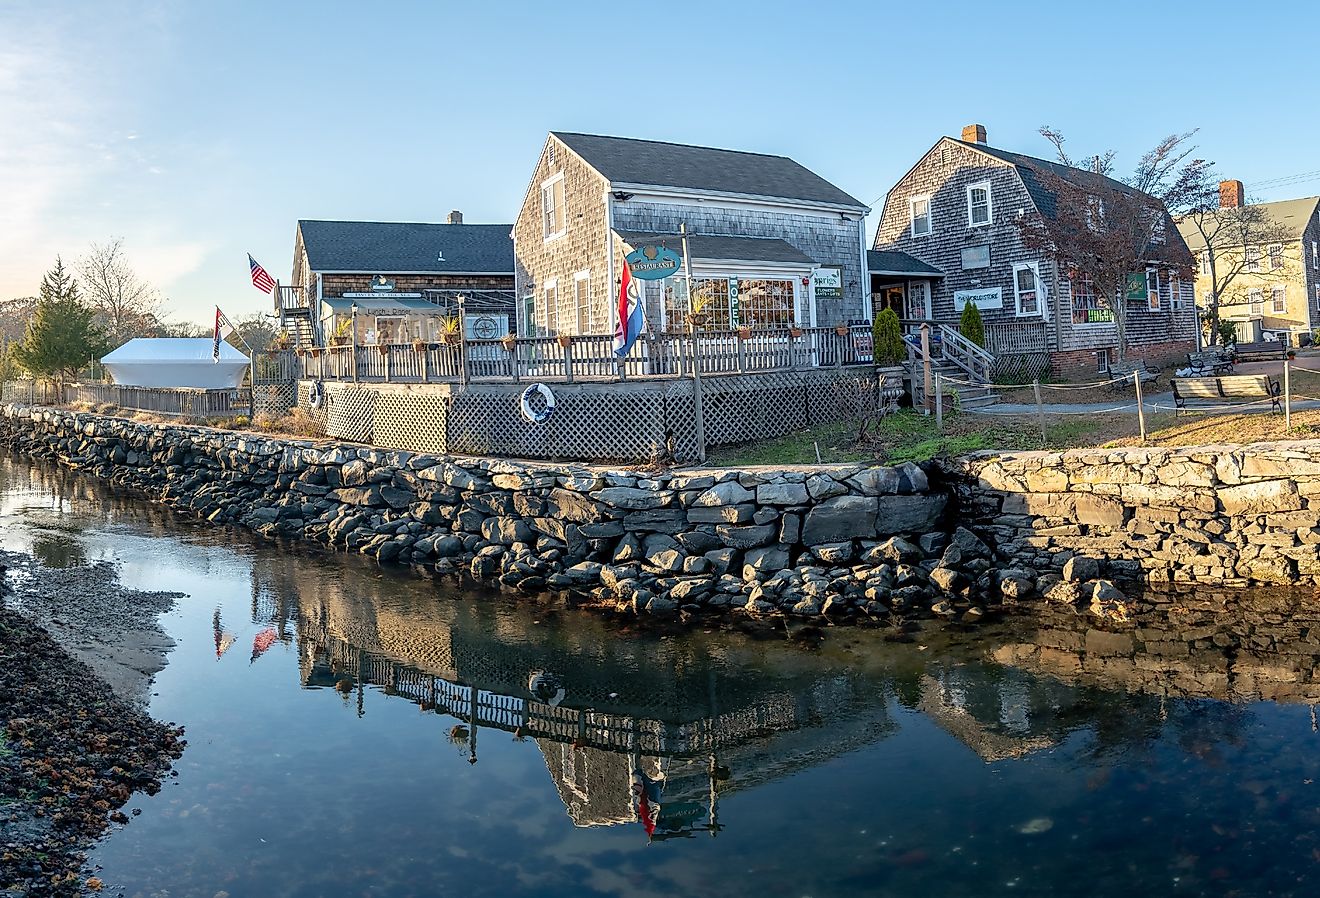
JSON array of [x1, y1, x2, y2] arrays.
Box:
[[938, 325, 994, 384]]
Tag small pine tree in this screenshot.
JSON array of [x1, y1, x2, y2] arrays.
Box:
[[959, 302, 986, 347], [12, 258, 109, 391], [871, 308, 905, 365]]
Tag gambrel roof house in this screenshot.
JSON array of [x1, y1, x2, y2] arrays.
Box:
[[873, 124, 1199, 380], [512, 132, 878, 339], [1176, 186, 1320, 342]]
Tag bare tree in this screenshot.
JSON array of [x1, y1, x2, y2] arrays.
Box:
[[1017, 128, 1203, 362], [1179, 187, 1294, 346], [77, 238, 162, 345]]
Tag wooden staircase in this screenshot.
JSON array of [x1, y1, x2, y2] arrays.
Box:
[[907, 325, 1001, 411], [274, 286, 319, 347]]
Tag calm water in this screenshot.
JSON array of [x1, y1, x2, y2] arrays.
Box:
[[2, 452, 1320, 898]]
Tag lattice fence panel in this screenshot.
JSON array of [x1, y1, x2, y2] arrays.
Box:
[[297, 382, 329, 428], [700, 374, 809, 446], [446, 385, 670, 462], [662, 381, 699, 462], [325, 388, 377, 443], [253, 381, 296, 418], [991, 353, 1052, 385], [804, 370, 888, 425], [373, 392, 450, 454]]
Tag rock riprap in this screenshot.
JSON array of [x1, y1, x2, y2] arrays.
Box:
[[0, 405, 1014, 625]]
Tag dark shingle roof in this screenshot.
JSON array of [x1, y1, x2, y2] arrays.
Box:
[[298, 220, 513, 273], [555, 132, 865, 209], [951, 138, 1143, 220], [616, 231, 814, 265], [867, 250, 943, 276]]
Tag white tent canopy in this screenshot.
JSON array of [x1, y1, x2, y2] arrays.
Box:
[[101, 338, 250, 389]]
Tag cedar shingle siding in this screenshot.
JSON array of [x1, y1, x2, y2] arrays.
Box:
[[875, 137, 1198, 374]]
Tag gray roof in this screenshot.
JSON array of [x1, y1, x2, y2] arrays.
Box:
[[555, 132, 865, 209], [1177, 196, 1320, 250], [298, 220, 513, 273], [616, 231, 814, 265], [867, 250, 943, 276], [951, 138, 1144, 220]]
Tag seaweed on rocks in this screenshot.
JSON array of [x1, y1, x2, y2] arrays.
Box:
[[0, 607, 186, 897]]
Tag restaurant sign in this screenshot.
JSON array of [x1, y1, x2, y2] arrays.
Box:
[[370, 276, 397, 292], [812, 266, 843, 299], [1124, 272, 1148, 302], [625, 244, 683, 280], [953, 287, 1003, 311]]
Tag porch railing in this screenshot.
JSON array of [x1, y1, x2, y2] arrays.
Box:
[[287, 325, 881, 384], [68, 383, 245, 418], [274, 285, 310, 313], [938, 325, 994, 383]]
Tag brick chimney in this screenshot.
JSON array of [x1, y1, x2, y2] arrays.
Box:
[[961, 123, 987, 145], [446, 210, 464, 224], [1219, 180, 1244, 209]]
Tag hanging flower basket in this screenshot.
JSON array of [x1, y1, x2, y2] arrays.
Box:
[[789, 326, 804, 338], [411, 339, 426, 352], [834, 324, 850, 337], [376, 343, 389, 355], [736, 326, 752, 340], [500, 334, 517, 350], [556, 334, 572, 349]]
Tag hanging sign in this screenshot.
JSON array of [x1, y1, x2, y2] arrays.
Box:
[[625, 244, 682, 280], [1124, 272, 1148, 303], [812, 266, 843, 299], [369, 276, 397, 292]]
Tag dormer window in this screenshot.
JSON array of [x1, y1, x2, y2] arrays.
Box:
[[910, 195, 932, 237], [967, 181, 991, 227]]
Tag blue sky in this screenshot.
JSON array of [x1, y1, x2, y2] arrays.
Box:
[[3, 0, 1318, 324]]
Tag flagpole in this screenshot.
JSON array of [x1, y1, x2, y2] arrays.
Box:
[[681, 222, 705, 462]]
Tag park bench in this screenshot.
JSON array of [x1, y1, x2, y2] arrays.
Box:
[[1186, 349, 1234, 376], [1171, 374, 1281, 415], [1233, 340, 1293, 362], [1108, 359, 1159, 389]]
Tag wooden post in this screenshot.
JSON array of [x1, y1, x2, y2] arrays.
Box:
[[1285, 359, 1292, 429], [1032, 378, 1046, 445], [1134, 370, 1147, 442], [564, 340, 575, 383], [920, 323, 933, 414], [934, 371, 944, 430], [384, 346, 391, 383]]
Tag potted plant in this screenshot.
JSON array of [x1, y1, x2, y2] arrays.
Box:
[[556, 333, 572, 349], [330, 318, 352, 347], [686, 294, 711, 330], [834, 323, 850, 337], [274, 329, 291, 350], [736, 322, 752, 340], [789, 324, 804, 338], [500, 332, 517, 351], [439, 315, 462, 345], [411, 337, 426, 352]]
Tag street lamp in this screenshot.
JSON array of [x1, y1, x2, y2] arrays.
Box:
[[350, 302, 359, 383]]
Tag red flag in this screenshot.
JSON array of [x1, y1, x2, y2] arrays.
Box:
[[614, 260, 631, 344]]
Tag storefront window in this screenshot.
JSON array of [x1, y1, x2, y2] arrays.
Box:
[[736, 279, 796, 328], [1069, 271, 1113, 325]]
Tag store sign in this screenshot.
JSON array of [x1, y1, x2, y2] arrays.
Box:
[[728, 278, 740, 324], [953, 287, 1003, 310], [1085, 308, 1115, 323], [370, 276, 397, 292], [812, 266, 843, 299], [625, 244, 682, 280], [341, 292, 422, 298], [1124, 272, 1148, 302]]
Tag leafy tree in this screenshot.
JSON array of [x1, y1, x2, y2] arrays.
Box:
[[78, 238, 161, 345], [1016, 128, 1203, 362], [871, 308, 905, 365], [959, 302, 986, 347], [12, 259, 109, 392]]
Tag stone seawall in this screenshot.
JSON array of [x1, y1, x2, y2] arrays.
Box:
[[1, 405, 990, 624], [943, 444, 1320, 590]]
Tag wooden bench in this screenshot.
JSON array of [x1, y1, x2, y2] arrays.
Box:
[[1108, 360, 1160, 388], [1233, 341, 1294, 362], [1171, 374, 1281, 415], [1187, 349, 1233, 376]]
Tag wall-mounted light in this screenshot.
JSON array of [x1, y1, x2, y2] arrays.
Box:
[[612, 191, 635, 201]]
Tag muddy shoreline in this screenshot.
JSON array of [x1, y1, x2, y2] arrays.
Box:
[[0, 552, 186, 897]]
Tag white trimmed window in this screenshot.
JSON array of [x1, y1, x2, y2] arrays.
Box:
[[1249, 288, 1263, 314], [541, 174, 566, 240], [1170, 273, 1184, 309], [910, 195, 932, 237], [1272, 284, 1287, 313], [1268, 243, 1284, 270], [966, 181, 991, 227], [1199, 251, 1211, 275], [1312, 240, 1318, 269], [543, 279, 558, 334], [1096, 348, 1111, 373], [1246, 245, 1261, 272], [1314, 283, 1320, 311], [573, 270, 590, 335], [1146, 268, 1161, 311], [1012, 262, 1041, 316]]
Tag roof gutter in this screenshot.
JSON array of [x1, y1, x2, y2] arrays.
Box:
[[607, 182, 868, 214]]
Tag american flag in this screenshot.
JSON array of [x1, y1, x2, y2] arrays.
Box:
[[248, 254, 276, 293]]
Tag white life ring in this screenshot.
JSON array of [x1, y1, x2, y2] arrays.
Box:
[[307, 380, 325, 409], [520, 383, 556, 425]]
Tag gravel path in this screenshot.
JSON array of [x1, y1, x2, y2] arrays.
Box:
[[0, 552, 188, 896]]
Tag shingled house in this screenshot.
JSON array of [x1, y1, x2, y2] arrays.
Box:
[[284, 214, 515, 346], [512, 132, 872, 338], [873, 125, 1199, 377]]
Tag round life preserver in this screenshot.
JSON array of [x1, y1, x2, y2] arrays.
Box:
[[520, 383, 556, 425], [528, 670, 565, 706], [307, 380, 325, 409]]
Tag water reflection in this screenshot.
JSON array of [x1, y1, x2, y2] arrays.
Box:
[[5, 450, 1320, 896]]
